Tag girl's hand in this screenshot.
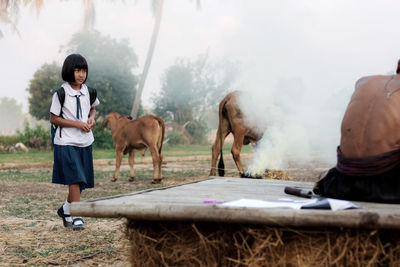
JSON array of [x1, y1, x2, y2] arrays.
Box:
[[88, 117, 96, 129], [77, 122, 91, 132]]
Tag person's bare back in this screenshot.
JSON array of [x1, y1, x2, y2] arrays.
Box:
[[340, 74, 400, 158]]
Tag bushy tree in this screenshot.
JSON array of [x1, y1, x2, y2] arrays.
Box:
[[153, 53, 239, 144], [27, 30, 139, 120], [154, 62, 194, 124], [27, 63, 63, 120], [154, 53, 239, 122], [65, 31, 139, 117], [0, 97, 24, 135]]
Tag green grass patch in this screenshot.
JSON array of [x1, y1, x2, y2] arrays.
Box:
[[0, 150, 53, 164], [0, 169, 52, 182], [93, 144, 253, 159], [0, 144, 253, 164]]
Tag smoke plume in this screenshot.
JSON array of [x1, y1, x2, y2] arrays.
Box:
[[237, 77, 352, 176]]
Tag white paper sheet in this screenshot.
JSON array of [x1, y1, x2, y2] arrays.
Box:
[[220, 198, 359, 210], [327, 198, 359, 211], [220, 198, 318, 210]]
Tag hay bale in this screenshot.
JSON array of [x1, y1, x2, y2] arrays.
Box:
[[126, 220, 400, 266], [265, 169, 292, 180]]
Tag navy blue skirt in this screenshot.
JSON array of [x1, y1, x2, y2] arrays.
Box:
[[52, 145, 94, 190]]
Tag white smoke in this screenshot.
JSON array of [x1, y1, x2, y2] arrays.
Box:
[[238, 77, 352, 176]]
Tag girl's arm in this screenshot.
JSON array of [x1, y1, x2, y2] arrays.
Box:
[[50, 113, 92, 132], [88, 107, 97, 128]]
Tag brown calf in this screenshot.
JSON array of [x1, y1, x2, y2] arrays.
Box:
[[100, 112, 165, 183]]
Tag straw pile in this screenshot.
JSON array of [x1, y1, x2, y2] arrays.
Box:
[[265, 169, 292, 180], [126, 220, 400, 266]]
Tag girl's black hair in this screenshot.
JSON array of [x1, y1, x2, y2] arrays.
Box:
[[61, 54, 88, 83]]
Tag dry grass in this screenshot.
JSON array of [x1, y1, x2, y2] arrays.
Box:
[[0, 165, 208, 266], [265, 169, 292, 180], [0, 217, 129, 266], [0, 156, 349, 266], [126, 221, 400, 267]]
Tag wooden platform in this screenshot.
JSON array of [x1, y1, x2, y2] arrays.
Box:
[[71, 177, 400, 229]]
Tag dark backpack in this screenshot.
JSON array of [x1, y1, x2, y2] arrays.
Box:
[[51, 87, 97, 145]]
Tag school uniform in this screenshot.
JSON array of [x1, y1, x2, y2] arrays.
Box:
[[50, 82, 100, 190]]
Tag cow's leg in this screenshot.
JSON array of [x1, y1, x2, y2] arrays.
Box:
[[149, 145, 162, 184], [231, 134, 245, 176], [158, 150, 163, 180], [210, 127, 230, 176], [128, 150, 135, 182], [112, 148, 123, 182]]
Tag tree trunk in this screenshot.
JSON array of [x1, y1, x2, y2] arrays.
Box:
[[130, 0, 164, 118], [83, 0, 95, 32]]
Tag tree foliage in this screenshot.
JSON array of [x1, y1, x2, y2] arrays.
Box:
[[27, 63, 63, 120], [66, 31, 139, 117], [154, 53, 239, 123], [153, 53, 239, 144], [27, 30, 139, 120], [0, 97, 24, 135]]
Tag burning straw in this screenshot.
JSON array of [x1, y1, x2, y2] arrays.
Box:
[[264, 169, 292, 180], [126, 220, 400, 266]]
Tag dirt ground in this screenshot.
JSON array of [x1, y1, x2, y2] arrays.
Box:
[[0, 155, 331, 266]]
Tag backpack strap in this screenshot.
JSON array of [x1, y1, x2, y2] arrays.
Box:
[[88, 87, 97, 106], [56, 87, 65, 113], [55, 87, 65, 138]]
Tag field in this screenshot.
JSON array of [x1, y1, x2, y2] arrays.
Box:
[[0, 145, 328, 266]]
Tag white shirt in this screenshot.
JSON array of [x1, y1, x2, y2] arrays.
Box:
[[50, 82, 100, 147]]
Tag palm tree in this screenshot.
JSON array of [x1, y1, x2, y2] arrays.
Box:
[[0, 0, 44, 38], [130, 0, 201, 119], [0, 0, 94, 38], [130, 0, 164, 119], [82, 0, 95, 31]]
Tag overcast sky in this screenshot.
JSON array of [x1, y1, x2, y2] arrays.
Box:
[[1, 0, 399, 113]]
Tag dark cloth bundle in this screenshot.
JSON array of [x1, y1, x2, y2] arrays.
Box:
[[314, 147, 400, 203], [314, 166, 400, 203], [336, 147, 400, 176]]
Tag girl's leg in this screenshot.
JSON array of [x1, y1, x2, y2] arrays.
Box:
[[58, 184, 79, 228], [67, 183, 85, 230], [67, 183, 81, 202]]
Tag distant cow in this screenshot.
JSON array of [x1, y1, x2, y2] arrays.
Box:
[[100, 112, 165, 184], [210, 91, 262, 177]]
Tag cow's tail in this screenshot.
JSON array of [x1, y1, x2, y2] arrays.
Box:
[[99, 116, 109, 130], [218, 151, 225, 176], [155, 116, 165, 155], [217, 99, 229, 177]]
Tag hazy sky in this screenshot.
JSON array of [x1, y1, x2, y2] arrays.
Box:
[[1, 0, 399, 113]]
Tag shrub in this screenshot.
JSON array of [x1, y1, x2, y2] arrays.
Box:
[[17, 122, 51, 150], [0, 135, 20, 146], [166, 132, 186, 146], [186, 120, 208, 145], [11, 119, 113, 150], [92, 123, 114, 149]]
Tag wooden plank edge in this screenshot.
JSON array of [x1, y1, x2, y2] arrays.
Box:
[[70, 203, 400, 230]]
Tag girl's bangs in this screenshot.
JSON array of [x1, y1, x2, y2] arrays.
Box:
[[73, 58, 88, 70], [74, 61, 88, 70]]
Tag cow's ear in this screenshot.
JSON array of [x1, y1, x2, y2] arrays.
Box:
[[397, 59, 400, 74]]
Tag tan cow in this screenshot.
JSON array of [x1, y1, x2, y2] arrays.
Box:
[[210, 91, 262, 177], [100, 112, 165, 184]]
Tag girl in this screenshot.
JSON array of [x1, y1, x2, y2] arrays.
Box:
[[50, 54, 100, 230]]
